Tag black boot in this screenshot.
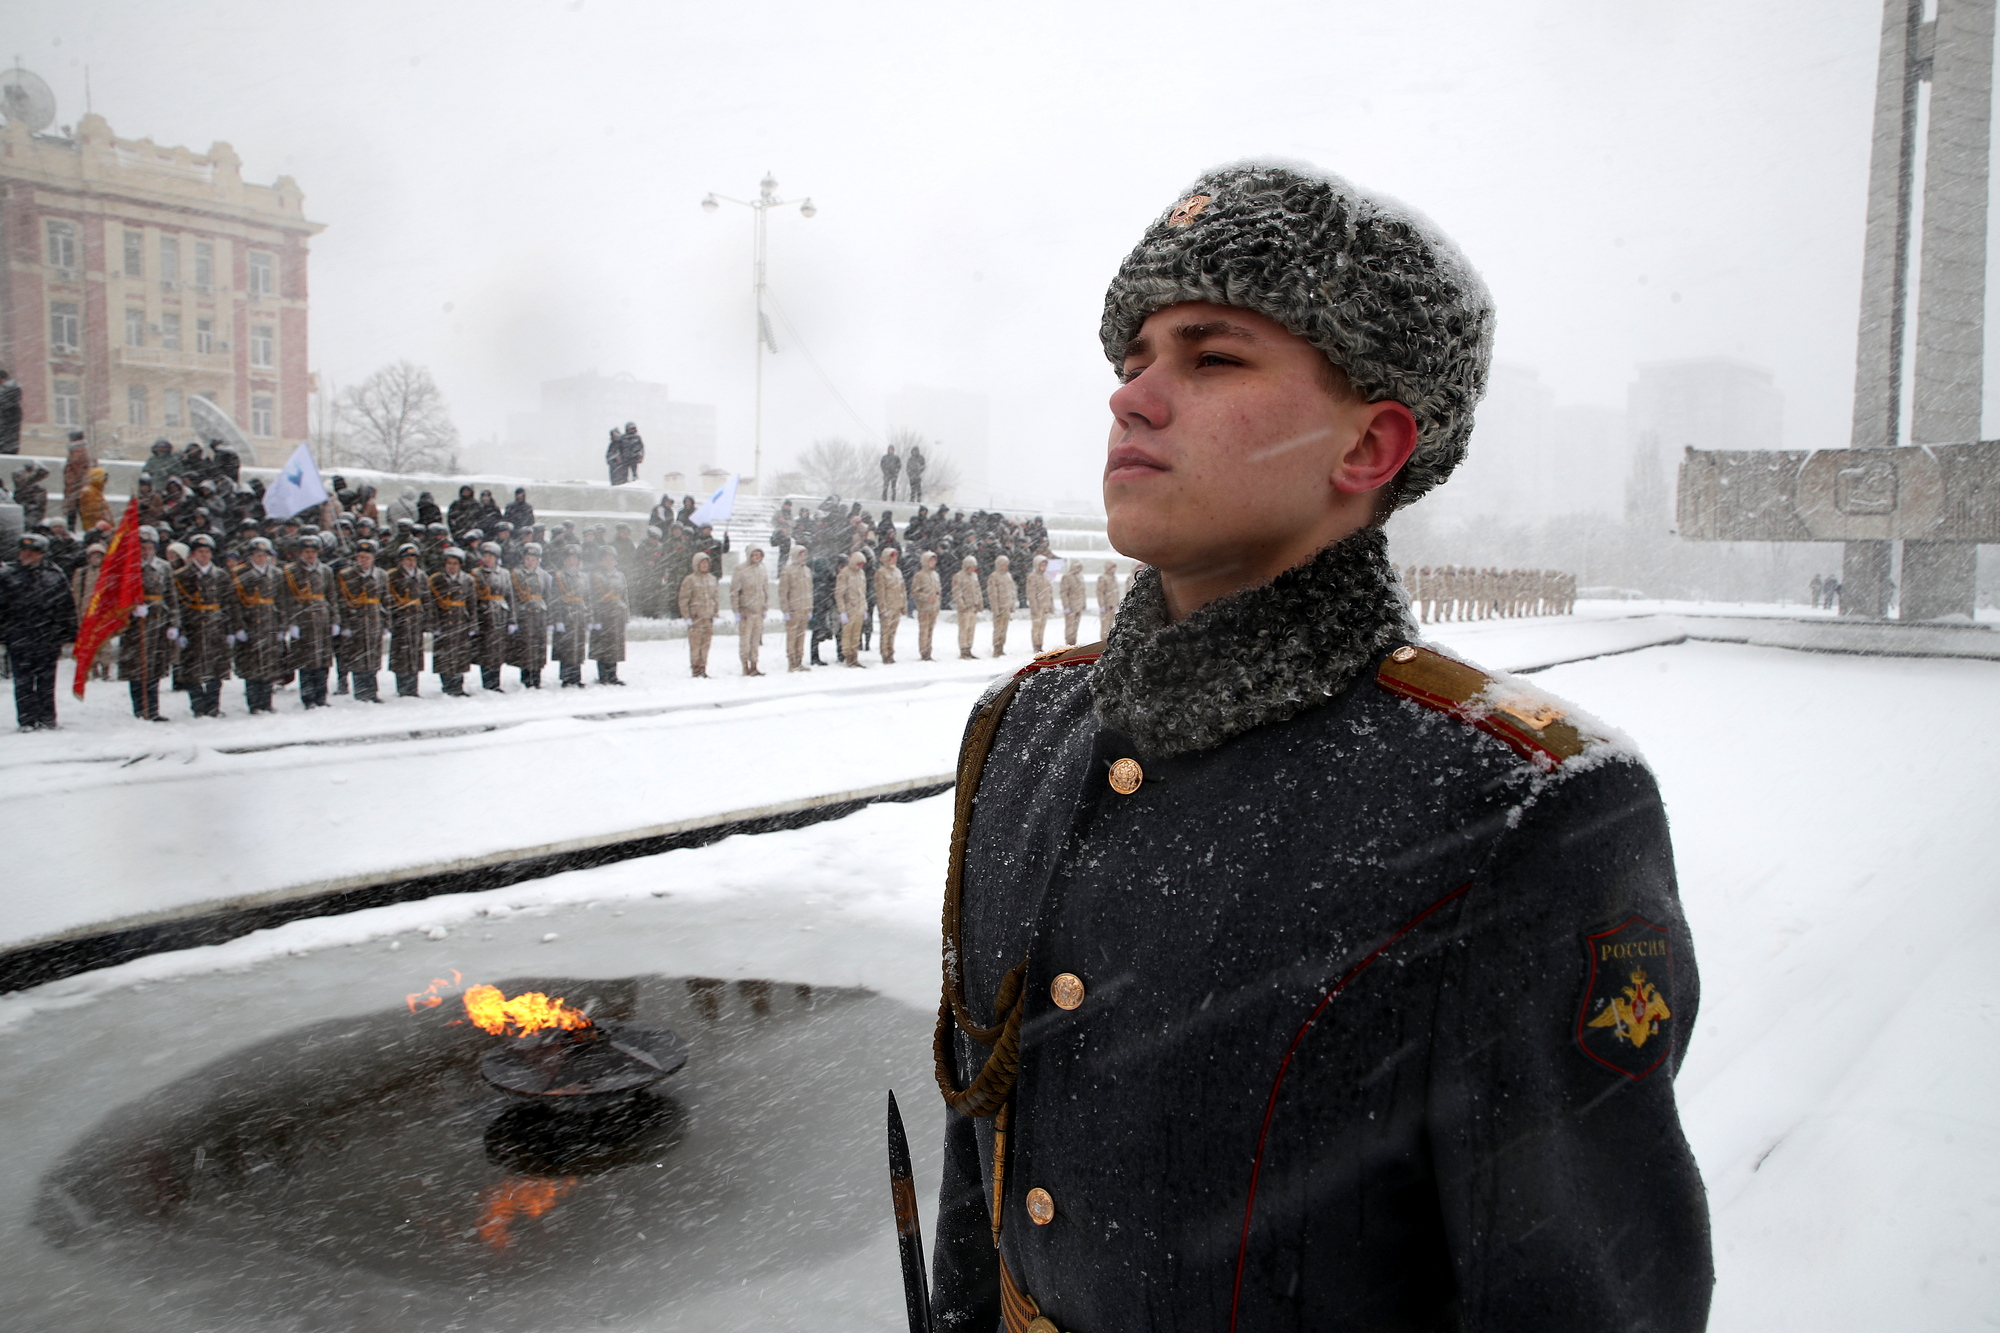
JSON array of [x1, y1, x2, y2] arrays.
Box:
[[396, 673, 420, 698], [482, 666, 504, 692]]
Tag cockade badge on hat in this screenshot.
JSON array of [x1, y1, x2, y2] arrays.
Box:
[[1166, 194, 1212, 228]]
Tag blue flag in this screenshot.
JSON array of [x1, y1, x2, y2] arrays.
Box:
[[264, 443, 330, 520], [689, 473, 739, 527]]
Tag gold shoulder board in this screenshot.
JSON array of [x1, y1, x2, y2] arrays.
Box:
[[1375, 644, 1591, 769]]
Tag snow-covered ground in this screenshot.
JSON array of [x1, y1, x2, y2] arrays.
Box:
[[0, 609, 1996, 1329]]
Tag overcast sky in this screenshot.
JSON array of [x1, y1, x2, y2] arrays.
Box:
[[13, 0, 1942, 506]]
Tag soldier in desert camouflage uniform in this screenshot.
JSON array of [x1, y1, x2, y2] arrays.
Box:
[[679, 551, 720, 678], [911, 551, 942, 661], [875, 547, 907, 664], [986, 555, 1015, 657]]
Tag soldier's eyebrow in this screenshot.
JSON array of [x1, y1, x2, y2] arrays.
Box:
[[1124, 320, 1262, 361]]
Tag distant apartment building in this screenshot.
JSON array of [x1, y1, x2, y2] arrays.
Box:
[[1627, 356, 1784, 503], [497, 371, 717, 485], [1425, 363, 1625, 524], [0, 96, 323, 462]]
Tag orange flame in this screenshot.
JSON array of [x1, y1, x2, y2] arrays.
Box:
[[405, 970, 464, 1013], [462, 983, 593, 1036], [477, 1175, 577, 1249]]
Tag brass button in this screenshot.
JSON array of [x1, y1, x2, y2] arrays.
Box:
[[1107, 756, 1143, 795], [1050, 973, 1085, 1011], [1391, 645, 1418, 663], [1025, 1187, 1056, 1226]]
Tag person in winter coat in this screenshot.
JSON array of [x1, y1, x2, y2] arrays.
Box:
[[335, 540, 389, 703], [588, 546, 629, 684], [879, 443, 902, 500], [905, 444, 926, 504], [779, 545, 814, 672], [227, 538, 286, 714], [387, 543, 431, 697], [985, 555, 1014, 657], [173, 534, 234, 717], [1024, 554, 1055, 654], [0, 368, 19, 456], [416, 491, 443, 528], [0, 534, 79, 729], [500, 487, 533, 532], [507, 543, 553, 688], [62, 432, 94, 529], [1096, 559, 1122, 637], [76, 468, 112, 533], [446, 485, 480, 539], [475, 490, 504, 535], [930, 163, 1709, 1333], [280, 538, 340, 708], [910, 550, 941, 661], [12, 462, 49, 527], [389, 488, 420, 526], [731, 545, 771, 676], [428, 549, 477, 696], [141, 439, 183, 487], [1059, 556, 1086, 647], [119, 527, 180, 720], [874, 547, 908, 664], [679, 551, 719, 678], [835, 549, 868, 667], [471, 543, 514, 692], [951, 555, 983, 660]]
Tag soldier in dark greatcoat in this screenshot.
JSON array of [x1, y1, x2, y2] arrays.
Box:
[[470, 542, 514, 692], [549, 546, 592, 687], [172, 534, 234, 717], [335, 539, 389, 703], [386, 543, 430, 698], [427, 548, 475, 697], [588, 545, 629, 685], [229, 538, 288, 714], [930, 164, 1709, 1333], [281, 539, 339, 708], [0, 534, 78, 730], [507, 543, 552, 688], [118, 527, 180, 721]]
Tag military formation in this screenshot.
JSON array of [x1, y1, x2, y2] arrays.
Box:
[[0, 473, 1133, 729], [1403, 564, 1576, 622]]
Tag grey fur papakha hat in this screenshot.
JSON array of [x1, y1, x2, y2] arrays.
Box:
[[1100, 160, 1494, 509]]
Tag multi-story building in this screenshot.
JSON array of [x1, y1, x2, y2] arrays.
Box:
[[1, 94, 323, 463]]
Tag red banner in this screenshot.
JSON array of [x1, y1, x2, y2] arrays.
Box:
[[72, 504, 144, 698]]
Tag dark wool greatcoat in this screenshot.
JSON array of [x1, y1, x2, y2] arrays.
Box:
[[932, 534, 1710, 1333], [508, 566, 553, 670], [228, 564, 288, 682], [427, 569, 476, 675], [0, 560, 78, 663], [117, 555, 180, 683], [281, 560, 339, 672], [335, 565, 389, 675], [549, 569, 592, 666], [471, 565, 514, 671], [386, 565, 430, 677], [589, 567, 628, 663], [171, 560, 235, 683]]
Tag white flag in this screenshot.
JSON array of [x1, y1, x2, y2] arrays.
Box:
[[689, 473, 739, 527], [264, 443, 330, 519]]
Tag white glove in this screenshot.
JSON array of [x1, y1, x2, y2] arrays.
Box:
[[507, 624, 517, 634], [286, 625, 300, 641], [131, 604, 148, 619], [589, 623, 601, 631], [553, 622, 565, 633], [234, 630, 248, 642], [840, 613, 850, 624], [166, 627, 181, 641]]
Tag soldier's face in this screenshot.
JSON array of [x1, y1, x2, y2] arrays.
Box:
[[1106, 301, 1416, 615], [357, 553, 375, 570]]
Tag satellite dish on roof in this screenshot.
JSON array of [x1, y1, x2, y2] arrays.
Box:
[[188, 395, 253, 454], [1, 68, 55, 133]]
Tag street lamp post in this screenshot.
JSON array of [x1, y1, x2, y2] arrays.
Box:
[[702, 174, 816, 495]]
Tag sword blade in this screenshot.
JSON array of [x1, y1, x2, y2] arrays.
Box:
[[887, 1089, 934, 1333]]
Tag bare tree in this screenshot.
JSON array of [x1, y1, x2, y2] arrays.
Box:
[[791, 437, 877, 500], [338, 362, 460, 474]]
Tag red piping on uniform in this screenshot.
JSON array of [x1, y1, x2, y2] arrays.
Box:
[[1227, 881, 1474, 1332]]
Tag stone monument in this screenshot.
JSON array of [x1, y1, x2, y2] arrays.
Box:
[[1678, 0, 1999, 618]]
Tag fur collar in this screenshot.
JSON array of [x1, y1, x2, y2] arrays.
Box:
[[1090, 526, 1414, 760]]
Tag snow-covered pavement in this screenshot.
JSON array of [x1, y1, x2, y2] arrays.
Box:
[[0, 616, 1994, 1328]]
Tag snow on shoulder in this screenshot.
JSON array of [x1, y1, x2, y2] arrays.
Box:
[[1378, 642, 1640, 773]]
